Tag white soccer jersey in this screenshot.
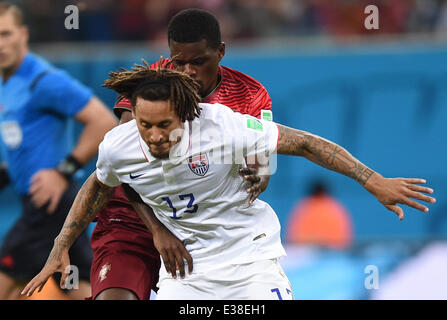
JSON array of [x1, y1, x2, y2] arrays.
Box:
[[96, 103, 286, 271]]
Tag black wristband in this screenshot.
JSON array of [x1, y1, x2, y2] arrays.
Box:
[[56, 155, 83, 181], [0, 166, 10, 190]]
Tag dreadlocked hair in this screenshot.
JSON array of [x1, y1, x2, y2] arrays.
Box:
[[103, 59, 202, 122]]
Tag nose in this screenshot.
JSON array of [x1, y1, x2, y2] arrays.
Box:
[[148, 127, 164, 144], [183, 63, 196, 78]]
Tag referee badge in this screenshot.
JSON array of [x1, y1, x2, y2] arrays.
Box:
[[188, 153, 209, 176]]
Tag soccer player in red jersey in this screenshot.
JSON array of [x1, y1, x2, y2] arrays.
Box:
[[89, 9, 273, 300]]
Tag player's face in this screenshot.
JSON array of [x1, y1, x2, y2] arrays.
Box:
[[0, 12, 28, 75], [169, 39, 224, 97], [133, 97, 184, 159]]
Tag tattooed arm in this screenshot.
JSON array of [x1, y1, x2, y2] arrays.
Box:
[[54, 172, 114, 248], [276, 124, 436, 220], [21, 172, 114, 296]]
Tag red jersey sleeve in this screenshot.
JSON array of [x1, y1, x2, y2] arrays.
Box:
[[113, 96, 133, 119], [149, 58, 172, 70], [249, 86, 272, 119], [212, 66, 273, 119]]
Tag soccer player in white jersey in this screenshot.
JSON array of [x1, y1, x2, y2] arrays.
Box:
[[22, 64, 436, 300]]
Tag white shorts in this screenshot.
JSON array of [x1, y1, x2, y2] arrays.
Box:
[[156, 258, 293, 300]]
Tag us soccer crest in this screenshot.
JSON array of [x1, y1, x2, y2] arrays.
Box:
[[188, 154, 209, 176]]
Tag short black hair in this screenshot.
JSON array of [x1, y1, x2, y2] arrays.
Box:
[[168, 8, 221, 50]]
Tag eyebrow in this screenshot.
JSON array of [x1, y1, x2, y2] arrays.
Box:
[[171, 55, 208, 62], [141, 119, 172, 126]]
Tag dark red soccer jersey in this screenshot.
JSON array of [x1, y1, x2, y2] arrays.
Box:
[[102, 59, 272, 230], [202, 65, 272, 118]]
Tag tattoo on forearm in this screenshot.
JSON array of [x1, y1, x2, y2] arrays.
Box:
[[45, 236, 68, 266], [351, 162, 374, 185], [54, 173, 114, 254], [276, 125, 307, 156], [277, 125, 374, 186]]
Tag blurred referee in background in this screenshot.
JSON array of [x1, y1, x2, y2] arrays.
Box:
[[0, 2, 116, 299]]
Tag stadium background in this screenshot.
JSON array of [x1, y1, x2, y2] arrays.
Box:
[[1, 0, 446, 299]]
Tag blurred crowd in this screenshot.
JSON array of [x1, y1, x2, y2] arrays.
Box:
[[11, 0, 447, 44]]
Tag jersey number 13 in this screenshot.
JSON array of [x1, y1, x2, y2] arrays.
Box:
[[162, 193, 198, 219]]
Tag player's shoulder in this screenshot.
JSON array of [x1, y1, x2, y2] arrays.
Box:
[[102, 120, 138, 150], [220, 65, 266, 91], [99, 121, 140, 167], [197, 102, 246, 130], [20, 53, 55, 88], [23, 55, 75, 98], [149, 58, 173, 70], [32, 62, 81, 93], [113, 96, 133, 118], [198, 102, 235, 120], [26, 53, 52, 72]]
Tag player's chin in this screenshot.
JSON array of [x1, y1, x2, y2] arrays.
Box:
[[153, 152, 170, 159], [149, 146, 170, 159]]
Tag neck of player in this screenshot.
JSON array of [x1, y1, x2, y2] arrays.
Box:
[[201, 74, 221, 100]]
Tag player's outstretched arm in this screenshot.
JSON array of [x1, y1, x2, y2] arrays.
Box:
[[276, 124, 436, 220], [21, 172, 115, 297]]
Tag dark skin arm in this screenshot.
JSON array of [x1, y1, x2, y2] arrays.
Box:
[[276, 124, 436, 220], [120, 162, 270, 278], [239, 161, 270, 205], [21, 172, 114, 296], [121, 184, 192, 279]]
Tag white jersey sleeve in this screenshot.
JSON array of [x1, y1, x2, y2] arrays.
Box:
[[240, 114, 278, 158], [95, 133, 121, 187], [220, 105, 278, 159]]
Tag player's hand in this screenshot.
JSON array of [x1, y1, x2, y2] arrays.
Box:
[[152, 224, 193, 279], [21, 246, 71, 297], [239, 166, 270, 205], [30, 169, 69, 214], [365, 173, 436, 220]]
